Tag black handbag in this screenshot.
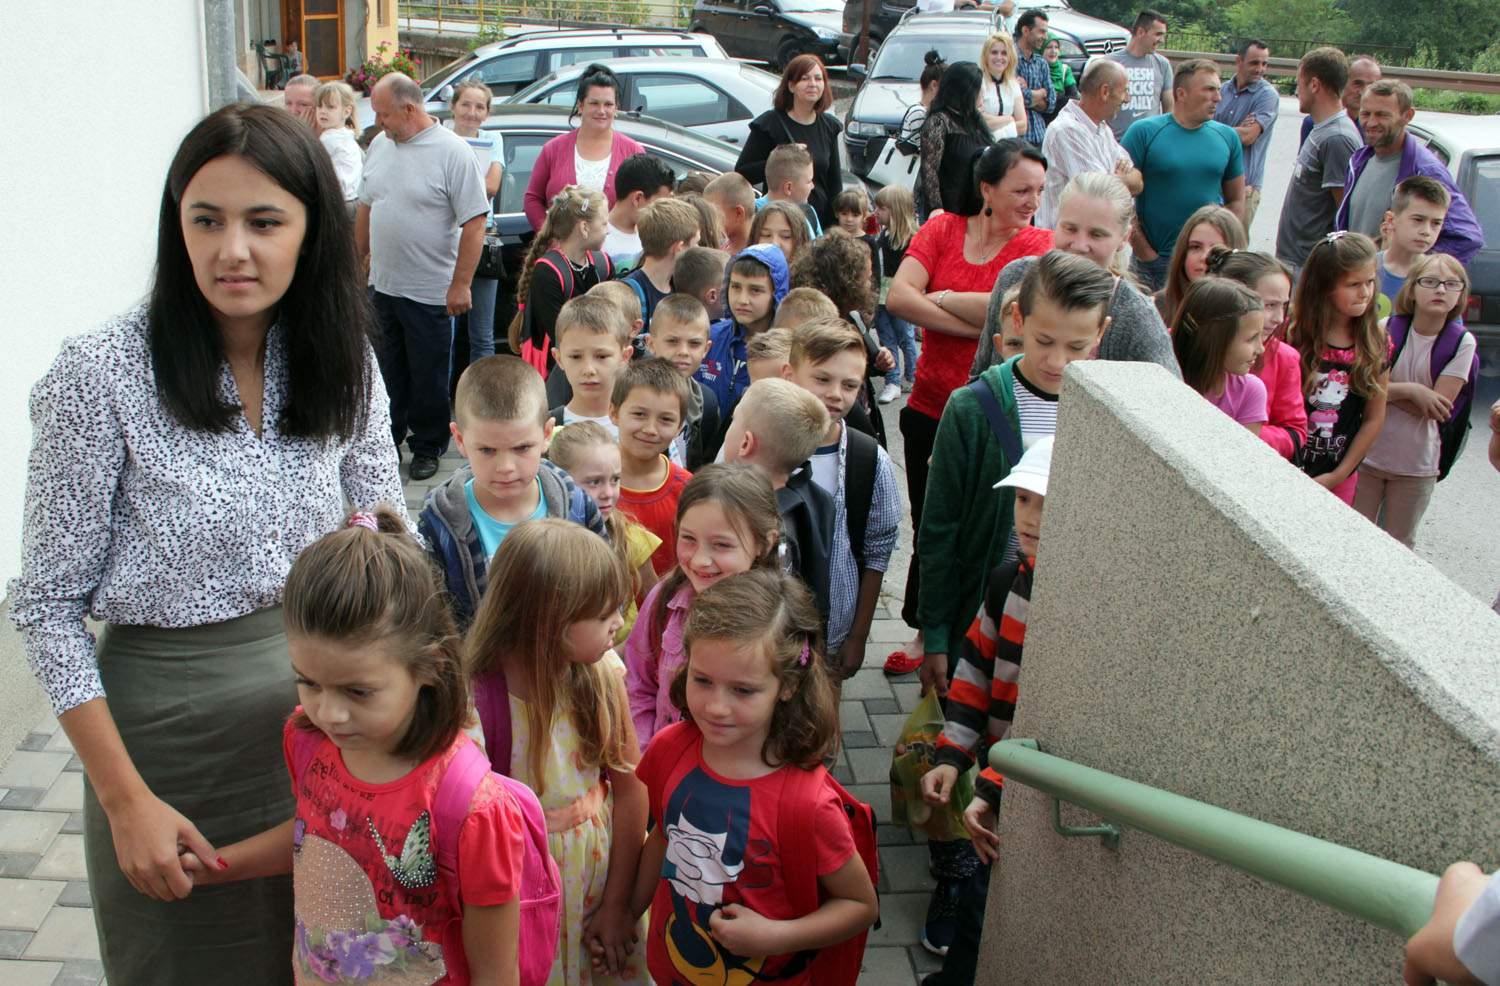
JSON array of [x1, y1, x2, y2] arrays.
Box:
[[476, 231, 504, 280]]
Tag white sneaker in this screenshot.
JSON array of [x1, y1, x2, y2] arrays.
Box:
[[878, 382, 901, 404]]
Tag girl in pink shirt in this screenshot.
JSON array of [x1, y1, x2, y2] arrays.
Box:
[[1171, 276, 1269, 434], [625, 464, 782, 749]]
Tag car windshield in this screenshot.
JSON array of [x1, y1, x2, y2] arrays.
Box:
[[419, 55, 469, 90], [871, 35, 986, 80], [779, 0, 844, 11], [1470, 155, 1500, 242]]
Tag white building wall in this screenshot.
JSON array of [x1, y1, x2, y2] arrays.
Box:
[[0, 2, 210, 584]]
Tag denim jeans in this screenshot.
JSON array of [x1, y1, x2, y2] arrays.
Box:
[[372, 291, 453, 459], [463, 275, 499, 361], [1131, 249, 1172, 293], [875, 305, 918, 386]]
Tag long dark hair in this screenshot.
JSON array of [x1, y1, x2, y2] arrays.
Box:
[[960, 138, 1045, 217], [572, 63, 622, 125], [149, 103, 371, 439], [928, 61, 990, 142]]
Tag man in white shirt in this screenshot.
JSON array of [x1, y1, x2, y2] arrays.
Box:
[[1037, 58, 1141, 229]]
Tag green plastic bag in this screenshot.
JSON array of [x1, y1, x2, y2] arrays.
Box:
[[888, 690, 976, 842]]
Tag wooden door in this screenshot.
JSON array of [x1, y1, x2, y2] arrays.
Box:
[[283, 0, 345, 79]]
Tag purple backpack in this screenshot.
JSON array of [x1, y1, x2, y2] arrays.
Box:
[[1386, 314, 1481, 480], [289, 725, 562, 986]]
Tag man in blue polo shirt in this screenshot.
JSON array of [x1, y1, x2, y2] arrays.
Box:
[[1214, 39, 1279, 236], [1121, 58, 1246, 291]]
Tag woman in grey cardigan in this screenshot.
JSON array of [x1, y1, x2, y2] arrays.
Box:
[[972, 173, 1182, 377]]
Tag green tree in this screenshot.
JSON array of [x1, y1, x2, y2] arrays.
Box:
[[1341, 0, 1500, 68], [1225, 0, 1352, 50]]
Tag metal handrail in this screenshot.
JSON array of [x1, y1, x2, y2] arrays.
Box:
[[1160, 49, 1500, 96], [989, 739, 1441, 938]]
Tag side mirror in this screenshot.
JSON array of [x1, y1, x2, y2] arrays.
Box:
[[438, 84, 455, 103], [848, 63, 867, 82], [753, 4, 773, 13]]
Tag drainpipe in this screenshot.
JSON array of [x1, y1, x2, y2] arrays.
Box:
[[204, 0, 239, 110]]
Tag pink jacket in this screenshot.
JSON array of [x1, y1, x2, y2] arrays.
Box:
[[624, 580, 694, 749], [1253, 335, 1309, 461], [522, 129, 646, 229]]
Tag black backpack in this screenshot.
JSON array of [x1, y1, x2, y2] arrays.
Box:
[[844, 427, 879, 570]]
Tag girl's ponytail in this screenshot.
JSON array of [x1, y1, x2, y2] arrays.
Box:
[[506, 185, 606, 353]]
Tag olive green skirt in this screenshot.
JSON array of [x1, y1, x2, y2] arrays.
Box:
[[84, 607, 298, 986]]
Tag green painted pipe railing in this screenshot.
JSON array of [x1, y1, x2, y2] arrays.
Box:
[[989, 739, 1440, 938]]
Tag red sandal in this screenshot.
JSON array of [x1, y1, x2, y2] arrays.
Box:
[[883, 648, 924, 676]]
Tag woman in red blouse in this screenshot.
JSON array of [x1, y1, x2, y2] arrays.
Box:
[[883, 139, 1052, 674]]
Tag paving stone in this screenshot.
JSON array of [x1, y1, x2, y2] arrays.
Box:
[[17, 735, 50, 753], [1, 790, 44, 810], [908, 944, 942, 973], [848, 783, 892, 824], [842, 670, 895, 701], [842, 731, 879, 749], [0, 929, 34, 958], [831, 762, 854, 786], [848, 746, 894, 785], [891, 683, 922, 714], [54, 958, 105, 986], [877, 824, 915, 846], [0, 959, 62, 985], [61, 760, 82, 775], [30, 716, 59, 737], [59, 816, 84, 838], [864, 698, 900, 716], [869, 891, 927, 948], [31, 838, 87, 883], [38, 776, 82, 815], [55, 884, 91, 909], [42, 733, 73, 755], [880, 844, 937, 894], [871, 713, 908, 747], [0, 755, 70, 794], [857, 946, 919, 986], [868, 620, 911, 643], [0, 855, 42, 878], [24, 908, 99, 961], [0, 880, 66, 932], [0, 812, 67, 856], [840, 701, 871, 734]]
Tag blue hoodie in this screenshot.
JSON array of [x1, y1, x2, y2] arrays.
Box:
[[695, 243, 791, 415]]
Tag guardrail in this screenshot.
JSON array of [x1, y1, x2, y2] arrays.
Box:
[[400, 0, 686, 31], [1162, 49, 1500, 95], [988, 738, 1440, 938]]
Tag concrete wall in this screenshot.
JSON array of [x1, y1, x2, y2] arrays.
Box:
[[0, 1, 212, 756], [979, 362, 1500, 984]]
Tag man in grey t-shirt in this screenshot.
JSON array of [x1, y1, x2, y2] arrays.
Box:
[[1108, 9, 1173, 138], [1343, 151, 1401, 239], [356, 73, 489, 480], [1275, 48, 1361, 272]]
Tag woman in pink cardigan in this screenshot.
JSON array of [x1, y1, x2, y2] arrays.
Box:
[[522, 64, 646, 229]]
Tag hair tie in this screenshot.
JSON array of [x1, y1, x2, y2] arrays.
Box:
[[348, 511, 379, 532], [797, 640, 811, 667]]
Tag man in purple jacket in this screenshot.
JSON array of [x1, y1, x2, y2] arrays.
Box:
[[1335, 79, 1485, 264]]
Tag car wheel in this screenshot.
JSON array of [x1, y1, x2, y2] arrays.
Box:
[[777, 38, 802, 69]]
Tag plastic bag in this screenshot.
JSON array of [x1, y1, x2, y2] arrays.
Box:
[[888, 690, 976, 842]]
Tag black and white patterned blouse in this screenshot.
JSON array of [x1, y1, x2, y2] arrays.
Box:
[[8, 306, 408, 715]]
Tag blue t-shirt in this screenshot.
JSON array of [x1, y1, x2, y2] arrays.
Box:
[[464, 477, 546, 559], [1213, 78, 1279, 189], [1121, 115, 1244, 255], [1375, 251, 1407, 322]]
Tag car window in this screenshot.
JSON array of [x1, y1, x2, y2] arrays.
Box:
[[1469, 155, 1500, 241], [495, 132, 552, 215], [638, 146, 721, 182], [469, 52, 535, 88], [870, 35, 984, 78], [420, 56, 469, 90], [631, 75, 746, 127], [544, 46, 618, 73], [625, 44, 705, 58], [532, 83, 578, 108]]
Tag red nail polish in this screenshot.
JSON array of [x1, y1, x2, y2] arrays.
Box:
[[218, 857, 230, 870]]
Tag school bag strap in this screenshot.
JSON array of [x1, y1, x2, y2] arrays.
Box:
[[432, 739, 491, 887], [844, 428, 878, 571], [472, 670, 513, 777], [645, 721, 702, 825], [967, 377, 1023, 466], [1386, 314, 1480, 480]]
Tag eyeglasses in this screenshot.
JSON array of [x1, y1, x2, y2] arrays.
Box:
[[1415, 276, 1466, 292]]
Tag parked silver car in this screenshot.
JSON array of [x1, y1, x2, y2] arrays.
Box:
[[506, 56, 780, 146]]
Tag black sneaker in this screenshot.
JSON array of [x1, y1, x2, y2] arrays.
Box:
[[921, 878, 961, 957], [409, 454, 440, 481]]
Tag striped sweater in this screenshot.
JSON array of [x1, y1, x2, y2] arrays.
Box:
[[933, 556, 1031, 808]]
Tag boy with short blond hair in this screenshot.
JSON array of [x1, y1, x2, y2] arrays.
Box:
[[545, 281, 644, 409], [784, 318, 901, 676], [722, 377, 836, 622], [547, 294, 633, 434], [647, 293, 720, 469], [612, 357, 695, 575], [670, 246, 730, 320], [624, 197, 701, 335], [758, 143, 822, 237], [1376, 175, 1452, 316], [421, 355, 608, 626], [747, 327, 793, 382], [704, 171, 756, 254], [772, 286, 840, 329]]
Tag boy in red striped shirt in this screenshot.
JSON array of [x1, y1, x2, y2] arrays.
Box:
[[918, 435, 1052, 986]]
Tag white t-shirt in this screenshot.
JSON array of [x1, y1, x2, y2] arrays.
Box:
[[319, 128, 364, 202], [561, 407, 619, 438], [981, 77, 1022, 141], [1363, 325, 1475, 477], [575, 149, 610, 193], [809, 437, 841, 497], [603, 223, 642, 260]]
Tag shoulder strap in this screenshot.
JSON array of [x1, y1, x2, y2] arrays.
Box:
[[625, 273, 650, 329], [433, 740, 491, 888], [1386, 314, 1410, 363], [589, 249, 613, 281], [472, 670, 512, 776], [778, 765, 829, 916], [539, 250, 573, 297], [646, 723, 701, 824], [844, 429, 878, 570], [967, 377, 1023, 466]]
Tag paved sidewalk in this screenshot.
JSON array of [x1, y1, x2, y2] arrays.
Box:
[[0, 396, 935, 986]]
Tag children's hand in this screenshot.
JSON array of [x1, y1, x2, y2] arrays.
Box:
[[918, 651, 948, 699], [1488, 397, 1499, 434], [962, 797, 1001, 864], [1407, 386, 1455, 422], [175, 850, 225, 891], [108, 792, 224, 901], [1402, 861, 1489, 986], [582, 901, 639, 975], [1313, 472, 1344, 491], [708, 903, 781, 958], [874, 347, 896, 372], [921, 764, 960, 805]]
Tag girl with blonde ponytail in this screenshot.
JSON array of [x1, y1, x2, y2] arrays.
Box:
[[507, 185, 611, 367]]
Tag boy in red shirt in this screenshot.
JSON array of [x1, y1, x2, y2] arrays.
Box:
[[612, 357, 693, 575]]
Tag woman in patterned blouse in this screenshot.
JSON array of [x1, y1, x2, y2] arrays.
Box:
[[8, 104, 407, 985]]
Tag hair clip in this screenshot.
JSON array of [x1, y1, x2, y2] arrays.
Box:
[[1321, 230, 1350, 245], [348, 511, 379, 532], [797, 640, 811, 667]]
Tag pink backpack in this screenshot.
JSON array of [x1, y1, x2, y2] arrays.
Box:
[[289, 726, 562, 986]]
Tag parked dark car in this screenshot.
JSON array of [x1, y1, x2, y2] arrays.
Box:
[[470, 106, 742, 352], [840, 0, 1126, 74], [693, 0, 846, 68]]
